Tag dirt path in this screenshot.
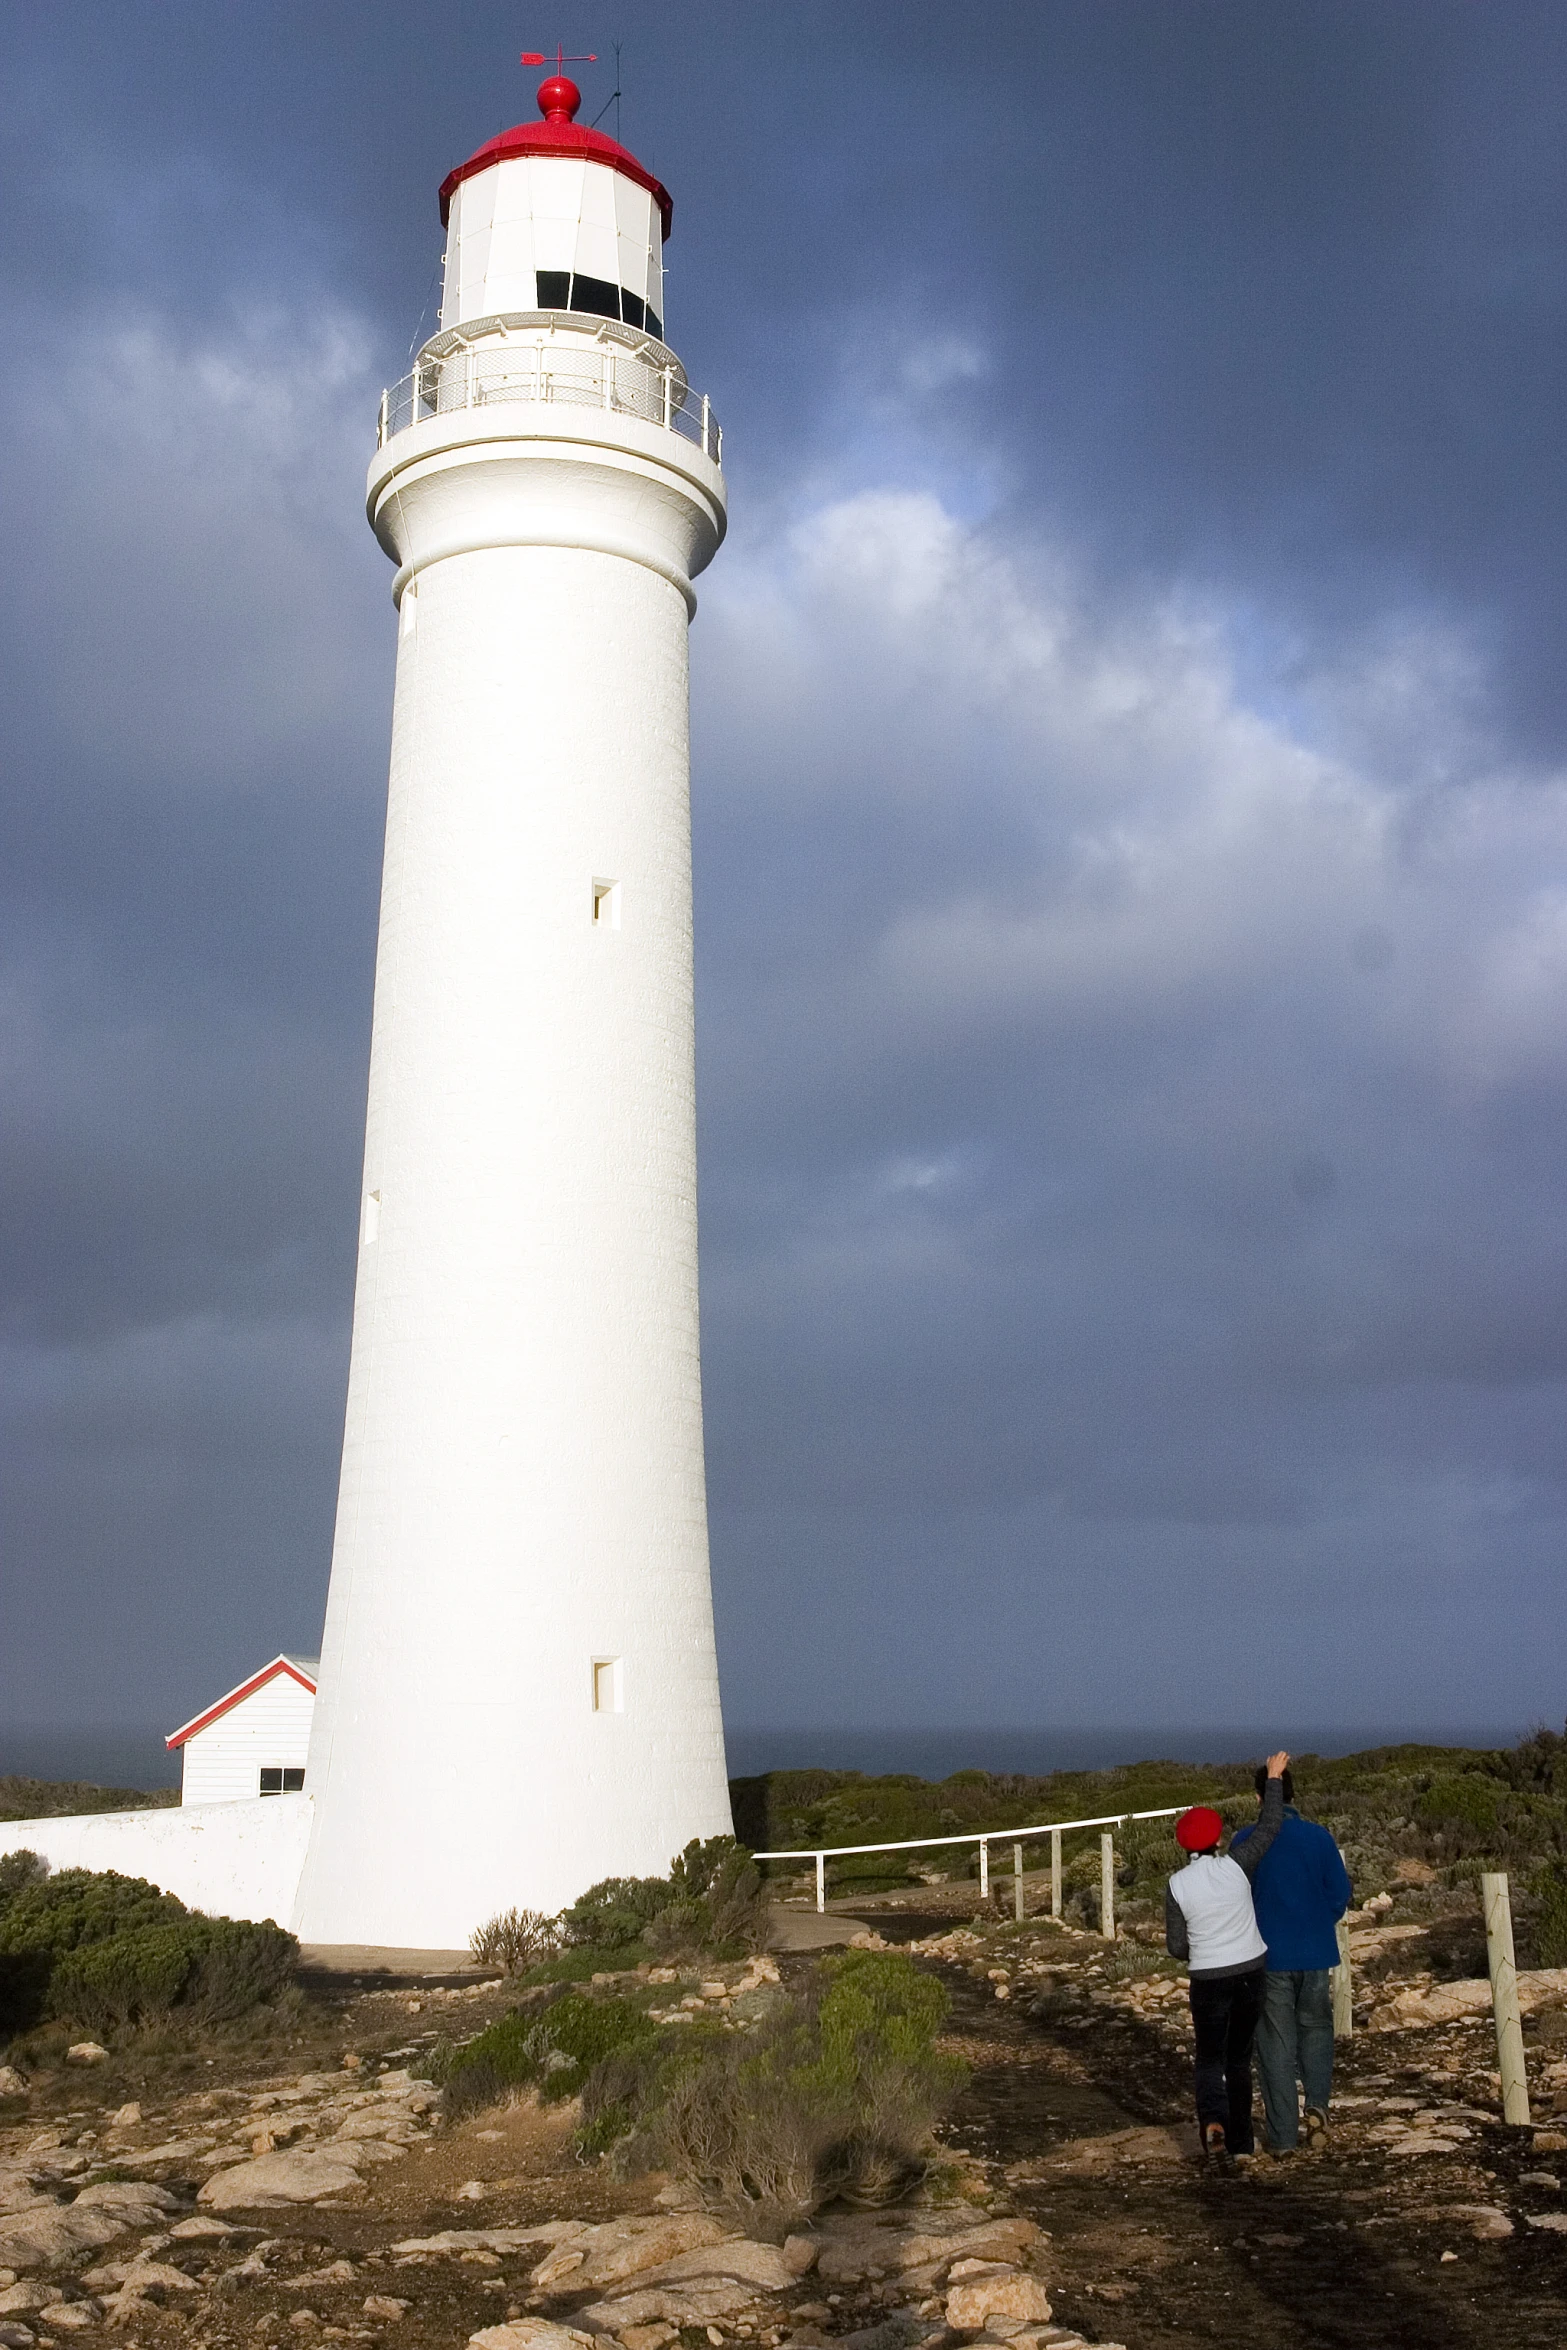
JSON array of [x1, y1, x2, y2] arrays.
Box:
[[925, 1952, 1567, 2350]]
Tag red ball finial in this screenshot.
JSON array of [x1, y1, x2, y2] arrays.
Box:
[[537, 75, 581, 123]]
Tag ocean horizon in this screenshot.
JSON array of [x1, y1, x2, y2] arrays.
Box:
[[0, 1718, 1538, 1799]]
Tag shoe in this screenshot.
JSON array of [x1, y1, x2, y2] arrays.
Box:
[[1202, 2121, 1229, 2160], [1304, 2107, 1329, 2150]]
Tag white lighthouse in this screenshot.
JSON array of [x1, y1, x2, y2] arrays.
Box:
[[293, 71, 733, 1948]]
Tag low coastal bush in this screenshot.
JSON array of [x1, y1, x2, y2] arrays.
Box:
[[0, 1867, 188, 1957], [468, 1906, 560, 1975], [581, 1948, 965, 2226], [566, 1837, 763, 1960], [440, 1988, 655, 2116], [0, 1860, 298, 2040]]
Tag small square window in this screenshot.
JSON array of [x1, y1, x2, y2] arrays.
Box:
[[283, 1767, 305, 1792], [592, 879, 621, 929], [592, 1657, 623, 1713], [259, 1768, 283, 1796]]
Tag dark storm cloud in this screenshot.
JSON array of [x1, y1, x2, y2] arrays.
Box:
[[1, 1, 1563, 1745]]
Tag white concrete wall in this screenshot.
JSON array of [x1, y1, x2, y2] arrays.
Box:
[[442, 158, 663, 331], [0, 1799, 311, 1930], [180, 1675, 316, 1806], [294, 367, 732, 1949]]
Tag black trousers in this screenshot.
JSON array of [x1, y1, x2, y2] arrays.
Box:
[[1188, 1966, 1265, 2152]]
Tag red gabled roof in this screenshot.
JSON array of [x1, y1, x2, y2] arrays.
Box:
[[166, 1654, 319, 1750], [438, 75, 673, 238]]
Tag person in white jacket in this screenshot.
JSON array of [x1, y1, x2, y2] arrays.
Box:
[[1166, 1751, 1289, 2161]]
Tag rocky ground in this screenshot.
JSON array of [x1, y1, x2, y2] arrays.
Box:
[[0, 1891, 1565, 2350]]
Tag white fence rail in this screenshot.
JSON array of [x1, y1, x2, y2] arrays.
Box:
[[378, 345, 721, 462], [755, 1804, 1189, 1935]]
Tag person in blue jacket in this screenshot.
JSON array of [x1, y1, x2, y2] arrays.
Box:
[[1231, 1761, 1353, 2154]]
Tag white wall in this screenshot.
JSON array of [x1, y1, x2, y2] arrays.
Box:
[[0, 1798, 311, 1930], [180, 1673, 315, 1806]]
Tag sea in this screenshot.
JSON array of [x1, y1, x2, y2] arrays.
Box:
[[0, 1720, 1533, 1798]]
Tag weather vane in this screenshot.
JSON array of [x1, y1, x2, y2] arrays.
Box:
[[520, 46, 598, 71]]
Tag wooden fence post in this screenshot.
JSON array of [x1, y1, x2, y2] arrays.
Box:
[[1013, 1842, 1025, 1923], [1332, 1914, 1353, 2040], [979, 1838, 989, 1901], [1101, 1832, 1116, 1941], [815, 1852, 825, 1915], [1482, 1872, 1531, 2125], [1051, 1828, 1062, 1920]]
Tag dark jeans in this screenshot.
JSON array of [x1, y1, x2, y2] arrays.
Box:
[[1255, 1968, 1335, 2150], [1188, 1966, 1265, 2152]]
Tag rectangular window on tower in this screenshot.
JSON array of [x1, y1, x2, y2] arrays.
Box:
[[592, 879, 621, 929], [591, 1657, 623, 1713], [259, 1767, 306, 1796]]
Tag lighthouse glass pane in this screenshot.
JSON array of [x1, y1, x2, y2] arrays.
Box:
[[569, 272, 620, 321], [536, 270, 570, 310]]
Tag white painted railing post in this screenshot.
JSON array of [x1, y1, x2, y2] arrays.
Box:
[[815, 1852, 825, 1915], [1013, 1842, 1025, 1923], [662, 366, 672, 429], [1483, 1871, 1531, 2125], [1100, 1832, 1116, 1941], [1051, 1828, 1062, 1920], [378, 389, 388, 447], [701, 392, 710, 455], [1332, 1915, 1353, 2040], [978, 1838, 989, 1901]]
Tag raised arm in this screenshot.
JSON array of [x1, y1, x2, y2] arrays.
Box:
[[1232, 1750, 1289, 1881]]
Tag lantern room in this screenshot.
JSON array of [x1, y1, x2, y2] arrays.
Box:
[[438, 75, 672, 342]]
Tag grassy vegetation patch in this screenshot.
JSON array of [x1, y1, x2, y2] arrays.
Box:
[[440, 1989, 656, 2115], [581, 1948, 966, 2227]]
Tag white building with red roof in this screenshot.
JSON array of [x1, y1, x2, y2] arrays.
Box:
[[166, 1654, 318, 1807]]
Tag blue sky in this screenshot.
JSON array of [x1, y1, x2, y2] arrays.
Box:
[[2, 2, 1565, 1756]]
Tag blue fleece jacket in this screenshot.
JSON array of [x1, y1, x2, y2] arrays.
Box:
[[1229, 1806, 1353, 1971]]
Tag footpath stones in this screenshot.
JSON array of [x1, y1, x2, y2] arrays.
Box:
[[945, 2272, 1054, 2331], [530, 2216, 731, 2292], [470, 2325, 595, 2350], [198, 2149, 364, 2208]]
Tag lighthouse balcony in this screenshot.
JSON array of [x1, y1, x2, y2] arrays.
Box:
[[379, 314, 720, 465]]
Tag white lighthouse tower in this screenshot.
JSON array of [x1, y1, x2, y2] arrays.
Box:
[[293, 70, 733, 1949]]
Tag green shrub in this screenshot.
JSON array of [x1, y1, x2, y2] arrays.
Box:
[[48, 1924, 198, 2028], [1416, 1777, 1500, 1843], [1536, 1863, 1567, 1969], [442, 1990, 656, 2116], [560, 1876, 672, 1952], [46, 1914, 297, 2032], [581, 1949, 965, 2227], [521, 1941, 657, 1984], [560, 1838, 763, 1960], [0, 1870, 188, 1958], [0, 1852, 48, 1911]]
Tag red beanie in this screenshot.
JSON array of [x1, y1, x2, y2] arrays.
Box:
[[1175, 1805, 1225, 1852]]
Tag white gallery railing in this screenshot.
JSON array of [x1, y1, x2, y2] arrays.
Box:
[[378, 345, 721, 462], [754, 1803, 1191, 1937]]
